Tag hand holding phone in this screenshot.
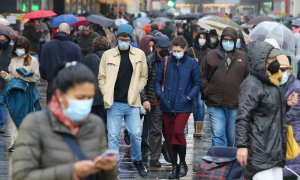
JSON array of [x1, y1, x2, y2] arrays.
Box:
[[94, 150, 118, 171]]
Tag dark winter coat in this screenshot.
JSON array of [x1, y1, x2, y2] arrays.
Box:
[[40, 32, 83, 81], [141, 52, 162, 106], [155, 54, 200, 113], [235, 41, 286, 179], [201, 28, 247, 108], [187, 32, 211, 66], [22, 24, 42, 53], [161, 24, 174, 39], [0, 30, 12, 92], [282, 75, 300, 177], [74, 31, 99, 56], [83, 50, 106, 107]]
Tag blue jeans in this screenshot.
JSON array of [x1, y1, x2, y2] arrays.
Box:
[[107, 102, 142, 161], [193, 93, 205, 122], [208, 106, 237, 147], [0, 105, 6, 128]]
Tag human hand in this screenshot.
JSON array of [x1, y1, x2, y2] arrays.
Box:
[[94, 156, 117, 171], [0, 71, 7, 78], [143, 101, 151, 111], [288, 92, 298, 107], [74, 160, 100, 178], [13, 71, 21, 78], [236, 148, 248, 168]]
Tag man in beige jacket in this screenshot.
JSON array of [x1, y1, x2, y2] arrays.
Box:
[[98, 24, 148, 177]]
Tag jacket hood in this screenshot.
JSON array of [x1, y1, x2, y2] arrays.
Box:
[[0, 29, 11, 41], [220, 27, 237, 50], [139, 35, 154, 56], [193, 31, 210, 49], [247, 41, 275, 84], [54, 31, 72, 41]]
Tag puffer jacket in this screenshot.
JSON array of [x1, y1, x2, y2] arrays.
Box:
[[235, 41, 286, 179], [201, 27, 247, 108], [141, 52, 162, 106], [155, 54, 200, 113], [281, 75, 300, 177], [11, 111, 118, 180]]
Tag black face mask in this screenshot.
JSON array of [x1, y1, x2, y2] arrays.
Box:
[[0, 40, 9, 49], [267, 59, 280, 74], [159, 49, 170, 57]]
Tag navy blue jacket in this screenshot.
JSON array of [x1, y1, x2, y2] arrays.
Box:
[[40, 32, 83, 81], [155, 54, 200, 113]]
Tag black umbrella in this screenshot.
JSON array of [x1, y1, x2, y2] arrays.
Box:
[[247, 16, 275, 26], [87, 14, 115, 27], [175, 13, 200, 20]]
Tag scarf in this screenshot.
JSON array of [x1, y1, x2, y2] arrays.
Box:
[[48, 96, 80, 135]]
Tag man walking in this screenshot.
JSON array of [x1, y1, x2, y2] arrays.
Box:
[[141, 34, 171, 167], [40, 23, 82, 103], [201, 27, 247, 147], [99, 24, 148, 177], [74, 23, 99, 56]]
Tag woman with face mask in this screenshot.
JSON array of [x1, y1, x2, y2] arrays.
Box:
[[187, 30, 211, 137], [0, 37, 41, 152], [11, 62, 118, 180], [155, 36, 200, 179]]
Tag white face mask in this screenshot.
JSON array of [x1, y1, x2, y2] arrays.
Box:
[[198, 39, 206, 46]]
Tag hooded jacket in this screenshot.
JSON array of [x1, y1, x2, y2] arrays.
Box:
[[235, 41, 286, 179], [40, 32, 83, 81], [200, 27, 247, 108], [139, 35, 154, 56], [0, 29, 12, 92], [187, 31, 211, 66]]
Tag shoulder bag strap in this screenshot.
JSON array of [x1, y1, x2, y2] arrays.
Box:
[[191, 47, 198, 62], [162, 56, 169, 92]]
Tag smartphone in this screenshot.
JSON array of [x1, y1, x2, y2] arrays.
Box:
[[100, 149, 118, 157]]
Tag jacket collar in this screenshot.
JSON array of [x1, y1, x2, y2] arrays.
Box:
[[112, 45, 136, 57]]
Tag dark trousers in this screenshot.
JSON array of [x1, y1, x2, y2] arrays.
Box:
[[162, 112, 190, 145], [147, 106, 162, 161], [46, 80, 53, 104], [91, 105, 107, 127]]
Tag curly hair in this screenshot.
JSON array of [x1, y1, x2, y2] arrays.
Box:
[[92, 36, 109, 51]]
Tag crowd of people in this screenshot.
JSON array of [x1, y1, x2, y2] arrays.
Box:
[[0, 12, 300, 180]]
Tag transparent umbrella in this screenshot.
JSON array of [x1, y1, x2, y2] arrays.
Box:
[[249, 21, 295, 55]]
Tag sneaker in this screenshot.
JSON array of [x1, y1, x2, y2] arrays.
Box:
[[8, 144, 14, 152], [133, 161, 148, 177], [150, 160, 161, 167], [124, 129, 130, 145]]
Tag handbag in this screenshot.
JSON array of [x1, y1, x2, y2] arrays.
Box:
[[286, 124, 300, 160]]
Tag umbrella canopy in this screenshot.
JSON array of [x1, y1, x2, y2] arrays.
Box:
[[154, 17, 170, 23], [133, 17, 151, 27], [134, 12, 147, 18], [199, 15, 240, 29], [249, 21, 295, 55], [293, 27, 300, 33], [50, 14, 78, 27], [115, 18, 129, 26], [0, 24, 18, 37], [71, 16, 89, 27], [175, 13, 200, 20], [247, 16, 275, 26], [87, 14, 115, 27], [268, 11, 287, 19], [23, 10, 57, 19], [292, 19, 300, 27], [0, 17, 9, 25]]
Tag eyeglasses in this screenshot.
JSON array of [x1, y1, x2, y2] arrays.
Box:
[[118, 38, 131, 43]]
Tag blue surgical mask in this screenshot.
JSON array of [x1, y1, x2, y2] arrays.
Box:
[[222, 40, 235, 52], [236, 39, 241, 49], [280, 71, 289, 85], [173, 52, 184, 60], [63, 97, 94, 121], [118, 40, 130, 50], [15, 49, 26, 56]]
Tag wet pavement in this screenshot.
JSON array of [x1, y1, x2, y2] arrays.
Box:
[[0, 80, 212, 179]]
